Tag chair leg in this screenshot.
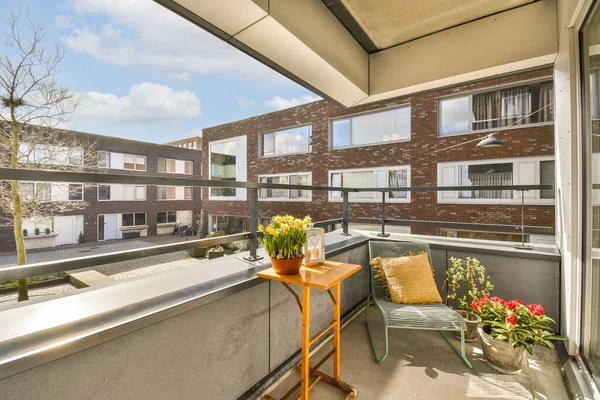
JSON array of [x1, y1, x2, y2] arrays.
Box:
[[364, 296, 389, 363], [438, 331, 473, 369]]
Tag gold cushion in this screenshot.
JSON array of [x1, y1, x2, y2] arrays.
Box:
[[370, 253, 442, 304]]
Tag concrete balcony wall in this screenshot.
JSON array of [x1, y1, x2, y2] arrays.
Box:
[[0, 232, 560, 400]]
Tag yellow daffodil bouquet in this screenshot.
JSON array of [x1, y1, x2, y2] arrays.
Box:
[[258, 215, 311, 260]]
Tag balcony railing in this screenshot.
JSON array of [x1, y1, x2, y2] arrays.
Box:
[[0, 167, 554, 282]]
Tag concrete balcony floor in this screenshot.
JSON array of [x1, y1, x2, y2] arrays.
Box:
[[266, 306, 568, 400]]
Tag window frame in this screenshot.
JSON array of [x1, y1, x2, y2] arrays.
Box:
[[208, 136, 246, 201], [96, 151, 147, 171], [437, 77, 555, 138], [97, 184, 146, 201], [327, 165, 411, 203], [437, 156, 556, 205], [156, 185, 194, 201], [259, 124, 313, 158], [258, 172, 313, 202], [329, 105, 412, 150], [157, 157, 194, 175], [121, 212, 147, 227]]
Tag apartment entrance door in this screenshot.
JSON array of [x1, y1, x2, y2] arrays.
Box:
[[104, 215, 118, 240]]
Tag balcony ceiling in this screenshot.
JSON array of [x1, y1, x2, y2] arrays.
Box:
[[155, 0, 557, 108], [335, 0, 535, 51]]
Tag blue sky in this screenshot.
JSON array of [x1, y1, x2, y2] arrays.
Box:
[[0, 0, 320, 143]]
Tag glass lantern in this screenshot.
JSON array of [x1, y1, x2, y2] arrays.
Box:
[[304, 223, 325, 265]]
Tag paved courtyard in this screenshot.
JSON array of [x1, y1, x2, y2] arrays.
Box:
[[0, 239, 161, 267], [0, 239, 209, 304]]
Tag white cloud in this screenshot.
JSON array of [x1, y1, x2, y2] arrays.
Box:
[[236, 97, 256, 107], [73, 82, 201, 123], [61, 0, 291, 83], [265, 94, 322, 111]]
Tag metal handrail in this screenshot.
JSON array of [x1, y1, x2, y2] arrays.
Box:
[[0, 166, 556, 277], [0, 232, 253, 281]]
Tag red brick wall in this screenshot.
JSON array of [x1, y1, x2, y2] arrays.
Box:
[[201, 68, 555, 236]]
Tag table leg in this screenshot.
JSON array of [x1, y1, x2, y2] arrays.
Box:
[[333, 282, 341, 380], [301, 285, 311, 400]]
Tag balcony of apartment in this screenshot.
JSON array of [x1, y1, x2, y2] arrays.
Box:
[[0, 168, 567, 399]]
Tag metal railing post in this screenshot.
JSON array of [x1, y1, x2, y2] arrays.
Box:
[[244, 188, 264, 262], [377, 191, 390, 238], [342, 191, 350, 236], [514, 189, 533, 250]]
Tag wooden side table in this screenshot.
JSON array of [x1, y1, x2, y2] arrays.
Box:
[[257, 261, 361, 400]]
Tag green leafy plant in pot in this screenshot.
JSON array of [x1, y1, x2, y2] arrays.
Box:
[[258, 215, 311, 275], [445, 257, 494, 342], [35, 228, 40, 236], [473, 297, 563, 374], [22, 229, 27, 237]]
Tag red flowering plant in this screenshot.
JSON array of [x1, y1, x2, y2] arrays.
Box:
[[471, 296, 563, 354]]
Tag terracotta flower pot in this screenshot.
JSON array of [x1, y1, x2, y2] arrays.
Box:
[[478, 325, 527, 374], [271, 257, 303, 275], [453, 310, 482, 342]]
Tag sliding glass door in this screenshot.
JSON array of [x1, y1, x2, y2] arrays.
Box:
[[581, 3, 600, 389]]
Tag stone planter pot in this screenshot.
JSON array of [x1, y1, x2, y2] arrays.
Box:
[[478, 325, 527, 374], [208, 250, 224, 260], [271, 257, 303, 275], [453, 310, 482, 342], [189, 247, 208, 258]]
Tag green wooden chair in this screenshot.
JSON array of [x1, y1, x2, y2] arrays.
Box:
[[365, 240, 472, 368]]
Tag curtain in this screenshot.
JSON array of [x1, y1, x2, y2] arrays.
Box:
[[389, 169, 408, 198], [472, 91, 499, 130], [459, 164, 513, 199], [501, 86, 531, 127], [538, 82, 554, 122]]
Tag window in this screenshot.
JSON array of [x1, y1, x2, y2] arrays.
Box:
[[437, 157, 555, 203], [540, 160, 555, 199], [458, 163, 514, 199], [329, 166, 411, 203], [98, 185, 110, 200], [331, 106, 410, 149], [157, 186, 193, 200], [439, 80, 554, 136], [158, 158, 166, 173], [157, 186, 166, 200], [98, 151, 109, 168], [122, 213, 146, 227], [157, 211, 177, 224], [261, 125, 312, 156], [69, 184, 83, 201], [157, 158, 193, 174], [19, 144, 83, 166], [97, 151, 146, 171], [167, 159, 176, 173], [210, 138, 237, 197], [210, 215, 246, 235], [19, 182, 51, 202], [19, 182, 35, 201], [259, 173, 311, 201]]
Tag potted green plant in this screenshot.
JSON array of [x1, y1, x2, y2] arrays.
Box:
[[208, 245, 224, 260], [45, 227, 51, 235], [258, 215, 311, 275], [78, 231, 85, 244], [35, 228, 40, 236], [446, 257, 494, 342], [22, 228, 28, 237], [473, 296, 563, 374]]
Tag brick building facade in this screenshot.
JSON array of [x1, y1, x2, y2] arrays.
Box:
[[0, 129, 202, 251], [201, 68, 555, 242]]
